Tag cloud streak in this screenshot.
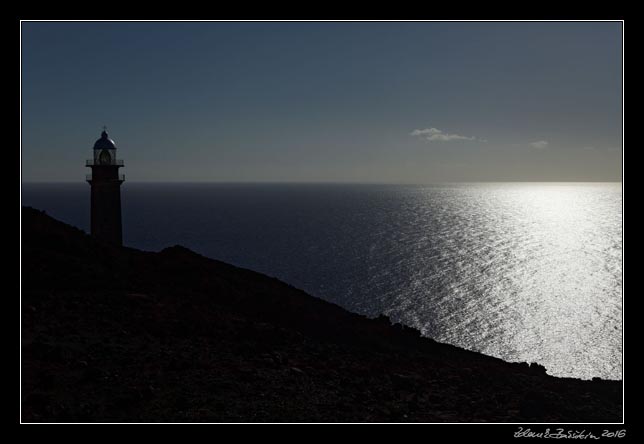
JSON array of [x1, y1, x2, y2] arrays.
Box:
[[410, 127, 476, 142], [530, 140, 549, 149]]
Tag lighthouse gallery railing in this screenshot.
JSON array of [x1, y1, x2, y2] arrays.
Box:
[[86, 174, 125, 181], [86, 159, 124, 166]]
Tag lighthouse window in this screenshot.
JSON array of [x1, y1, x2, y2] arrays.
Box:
[[99, 149, 111, 165]]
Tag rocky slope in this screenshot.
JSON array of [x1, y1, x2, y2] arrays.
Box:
[[21, 206, 622, 422]]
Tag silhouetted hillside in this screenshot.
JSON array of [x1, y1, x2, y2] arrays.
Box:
[[21, 206, 622, 422]]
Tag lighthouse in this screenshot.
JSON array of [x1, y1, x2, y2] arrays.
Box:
[[86, 128, 125, 246]]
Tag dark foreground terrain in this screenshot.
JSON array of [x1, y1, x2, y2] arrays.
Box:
[[21, 206, 622, 422]]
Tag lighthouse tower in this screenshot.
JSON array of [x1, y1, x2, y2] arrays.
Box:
[[86, 128, 125, 246]]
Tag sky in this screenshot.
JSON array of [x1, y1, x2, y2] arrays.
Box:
[[21, 21, 623, 183]]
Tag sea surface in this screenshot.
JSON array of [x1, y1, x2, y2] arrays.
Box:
[[22, 182, 623, 380]]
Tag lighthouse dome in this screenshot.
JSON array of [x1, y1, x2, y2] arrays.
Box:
[[94, 130, 116, 150]]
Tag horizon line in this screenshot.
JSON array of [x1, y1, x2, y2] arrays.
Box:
[[21, 180, 623, 185]]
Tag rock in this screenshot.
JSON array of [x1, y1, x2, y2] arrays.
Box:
[[519, 390, 556, 419], [391, 373, 419, 390], [81, 366, 103, 382]]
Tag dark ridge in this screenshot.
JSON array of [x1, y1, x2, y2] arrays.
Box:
[[21, 206, 622, 422]]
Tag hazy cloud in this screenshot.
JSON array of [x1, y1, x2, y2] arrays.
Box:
[[411, 127, 476, 142], [530, 140, 549, 149]]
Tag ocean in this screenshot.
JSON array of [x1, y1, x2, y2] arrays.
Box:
[[21, 182, 623, 380]]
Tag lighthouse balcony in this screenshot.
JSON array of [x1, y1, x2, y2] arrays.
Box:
[[86, 159, 124, 166], [86, 174, 125, 182]]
